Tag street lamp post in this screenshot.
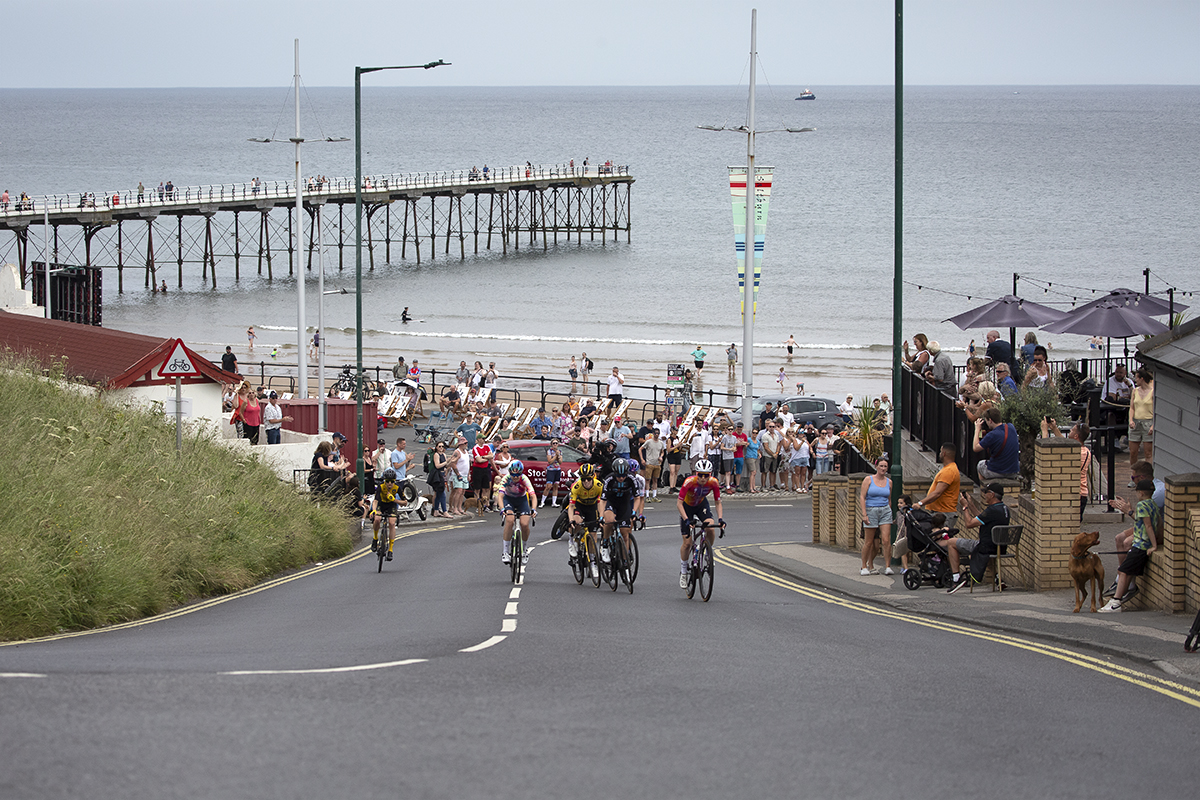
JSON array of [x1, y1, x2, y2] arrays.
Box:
[[698, 9, 812, 429], [355, 59, 448, 497]]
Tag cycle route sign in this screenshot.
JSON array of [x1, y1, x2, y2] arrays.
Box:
[[156, 339, 204, 378]]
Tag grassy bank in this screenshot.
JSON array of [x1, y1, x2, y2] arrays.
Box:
[[0, 357, 351, 641]]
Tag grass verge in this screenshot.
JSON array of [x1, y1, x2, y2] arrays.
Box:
[[0, 355, 351, 641]]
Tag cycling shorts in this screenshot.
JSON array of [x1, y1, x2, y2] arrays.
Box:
[[571, 503, 599, 524], [375, 501, 399, 519], [504, 494, 533, 516], [606, 499, 635, 525], [680, 500, 713, 535]]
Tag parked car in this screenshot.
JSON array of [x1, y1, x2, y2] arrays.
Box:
[[500, 439, 588, 495], [727, 394, 845, 431]]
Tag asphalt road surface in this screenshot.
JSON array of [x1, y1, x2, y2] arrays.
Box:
[[2, 504, 1198, 799]]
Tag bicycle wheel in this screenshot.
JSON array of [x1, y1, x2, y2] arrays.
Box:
[[377, 533, 386, 573], [604, 538, 619, 592], [510, 537, 522, 584], [623, 534, 638, 593], [698, 541, 714, 601], [586, 533, 601, 588], [570, 536, 586, 585], [551, 508, 570, 540]]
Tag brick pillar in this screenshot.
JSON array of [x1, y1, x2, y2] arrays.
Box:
[[811, 475, 829, 543], [1188, 508, 1200, 615], [1142, 473, 1200, 613], [834, 477, 852, 550], [823, 476, 843, 547], [843, 473, 869, 551], [1030, 437, 1080, 590]]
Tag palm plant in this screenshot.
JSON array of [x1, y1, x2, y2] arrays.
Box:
[[845, 396, 885, 461]]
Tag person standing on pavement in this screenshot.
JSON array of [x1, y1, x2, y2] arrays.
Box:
[[914, 443, 961, 530], [221, 346, 239, 375], [390, 437, 414, 480], [639, 429, 665, 500], [606, 366, 625, 407], [261, 391, 293, 445], [757, 421, 782, 491], [859, 457, 895, 576], [688, 423, 711, 474]]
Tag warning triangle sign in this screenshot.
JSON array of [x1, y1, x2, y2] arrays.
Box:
[[157, 339, 204, 378]]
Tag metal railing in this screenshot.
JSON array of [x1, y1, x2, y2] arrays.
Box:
[[0, 162, 633, 220]]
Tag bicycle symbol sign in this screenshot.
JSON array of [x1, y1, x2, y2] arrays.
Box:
[[156, 339, 204, 378]]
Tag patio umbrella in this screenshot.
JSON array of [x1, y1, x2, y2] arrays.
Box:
[[944, 295, 1070, 330], [1040, 299, 1170, 339], [1073, 288, 1187, 317]]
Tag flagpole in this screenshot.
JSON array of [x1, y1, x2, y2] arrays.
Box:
[[740, 8, 758, 430]]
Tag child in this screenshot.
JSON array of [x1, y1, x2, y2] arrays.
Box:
[[1100, 479, 1160, 612], [892, 495, 913, 572]]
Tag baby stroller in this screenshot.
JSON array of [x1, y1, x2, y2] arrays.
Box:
[[900, 507, 954, 590]]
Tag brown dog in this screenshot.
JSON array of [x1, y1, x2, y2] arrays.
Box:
[[1070, 530, 1105, 613]]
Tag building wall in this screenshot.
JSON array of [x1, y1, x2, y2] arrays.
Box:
[[106, 381, 225, 428], [1150, 374, 1200, 478]]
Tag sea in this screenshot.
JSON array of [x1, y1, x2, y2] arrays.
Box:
[[2, 85, 1197, 403]]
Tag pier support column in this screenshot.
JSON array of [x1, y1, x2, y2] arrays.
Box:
[[145, 219, 156, 288], [177, 215, 183, 288], [116, 222, 123, 294], [233, 211, 241, 281]]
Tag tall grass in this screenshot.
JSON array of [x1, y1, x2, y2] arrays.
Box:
[[0, 356, 351, 641]]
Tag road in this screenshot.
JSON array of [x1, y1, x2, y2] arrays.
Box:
[[2, 503, 1197, 799]]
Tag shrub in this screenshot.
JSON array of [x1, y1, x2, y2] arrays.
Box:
[[997, 386, 1068, 484], [0, 356, 352, 640]]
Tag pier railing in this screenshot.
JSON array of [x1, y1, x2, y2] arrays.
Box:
[[0, 162, 632, 219]]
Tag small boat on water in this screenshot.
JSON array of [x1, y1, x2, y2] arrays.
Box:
[[796, 89, 815, 100]]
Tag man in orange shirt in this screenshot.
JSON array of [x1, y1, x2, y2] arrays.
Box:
[[914, 442, 961, 530]]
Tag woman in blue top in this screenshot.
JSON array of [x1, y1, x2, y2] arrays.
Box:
[[859, 457, 894, 575]]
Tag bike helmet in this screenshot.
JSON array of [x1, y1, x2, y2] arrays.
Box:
[[508, 460, 525, 476], [627, 459, 639, 474], [579, 463, 596, 479], [382, 468, 397, 481], [694, 459, 713, 474], [612, 458, 629, 477]]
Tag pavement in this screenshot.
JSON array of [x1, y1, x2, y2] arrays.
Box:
[[720, 491, 1200, 683]]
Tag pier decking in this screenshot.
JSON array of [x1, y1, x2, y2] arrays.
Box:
[[0, 163, 633, 292]]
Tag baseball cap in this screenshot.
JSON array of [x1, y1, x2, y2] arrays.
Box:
[[268, 390, 278, 399], [736, 422, 744, 428], [985, 482, 1005, 497], [332, 431, 347, 442]]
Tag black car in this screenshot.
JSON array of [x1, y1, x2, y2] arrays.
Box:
[[728, 394, 845, 431]]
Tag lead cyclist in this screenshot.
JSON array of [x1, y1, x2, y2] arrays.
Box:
[[676, 459, 725, 588]]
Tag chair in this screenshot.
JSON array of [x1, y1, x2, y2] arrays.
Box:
[[970, 525, 1023, 592]]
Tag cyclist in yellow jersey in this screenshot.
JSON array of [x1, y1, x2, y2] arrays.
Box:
[[567, 464, 605, 561], [371, 469, 400, 561]]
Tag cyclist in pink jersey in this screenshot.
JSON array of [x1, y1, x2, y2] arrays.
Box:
[[676, 460, 725, 589]]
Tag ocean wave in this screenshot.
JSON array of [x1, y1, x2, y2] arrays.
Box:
[[257, 325, 886, 351]]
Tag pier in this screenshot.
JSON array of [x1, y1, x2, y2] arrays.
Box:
[[0, 163, 633, 294]]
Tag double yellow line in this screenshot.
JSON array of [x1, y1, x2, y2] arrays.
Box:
[[717, 545, 1200, 710], [0, 523, 464, 648]]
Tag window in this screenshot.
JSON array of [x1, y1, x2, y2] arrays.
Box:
[[560, 445, 587, 464], [791, 399, 823, 415]]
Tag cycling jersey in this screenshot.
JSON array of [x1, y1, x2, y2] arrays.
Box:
[[634, 474, 647, 498], [678, 475, 721, 506], [502, 474, 535, 502], [602, 475, 639, 505], [569, 478, 603, 506], [377, 480, 399, 504]]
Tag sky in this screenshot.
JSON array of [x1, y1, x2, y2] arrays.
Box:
[[1, 0, 1197, 88]]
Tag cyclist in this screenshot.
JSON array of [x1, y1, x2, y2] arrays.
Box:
[[628, 458, 647, 528], [587, 438, 618, 480], [567, 463, 604, 563], [500, 460, 537, 565], [370, 468, 401, 562], [677, 458, 725, 588], [601, 457, 639, 563]]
